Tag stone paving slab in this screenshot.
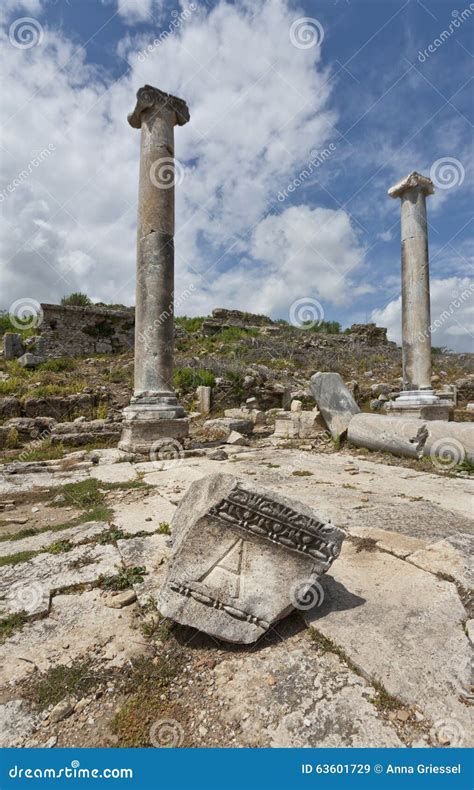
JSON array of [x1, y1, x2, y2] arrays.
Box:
[[407, 534, 473, 590], [349, 527, 427, 559], [0, 589, 148, 689], [89, 462, 138, 484], [213, 640, 404, 747], [0, 521, 109, 559], [112, 494, 176, 534], [117, 534, 170, 606], [305, 542, 472, 745], [0, 544, 122, 618]]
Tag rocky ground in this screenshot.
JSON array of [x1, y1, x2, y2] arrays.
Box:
[[0, 439, 472, 750]]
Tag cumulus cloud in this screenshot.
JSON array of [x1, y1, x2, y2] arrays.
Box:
[[1, 0, 355, 318], [371, 276, 474, 352]]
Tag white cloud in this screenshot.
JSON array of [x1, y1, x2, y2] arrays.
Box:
[[115, 0, 155, 24], [371, 277, 474, 352], [1, 0, 348, 320], [0, 0, 42, 24], [247, 205, 367, 315]]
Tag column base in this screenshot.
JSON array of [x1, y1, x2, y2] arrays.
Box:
[[384, 391, 453, 421], [118, 400, 189, 460]]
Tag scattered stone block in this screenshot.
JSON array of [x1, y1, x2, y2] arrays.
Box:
[[309, 372, 360, 439], [202, 418, 253, 440], [226, 431, 249, 446], [159, 473, 345, 643], [273, 412, 299, 439], [273, 409, 324, 439], [2, 333, 24, 360], [50, 698, 75, 723], [290, 400, 303, 412], [224, 407, 265, 426], [17, 353, 45, 369], [103, 590, 137, 609], [196, 385, 212, 415]]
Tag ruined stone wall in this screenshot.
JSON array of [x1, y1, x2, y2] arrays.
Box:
[[39, 303, 135, 357]]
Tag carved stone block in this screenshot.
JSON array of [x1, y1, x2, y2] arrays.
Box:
[[158, 474, 345, 643]]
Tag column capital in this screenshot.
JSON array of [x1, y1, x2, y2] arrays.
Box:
[[388, 171, 434, 199], [128, 84, 190, 129]]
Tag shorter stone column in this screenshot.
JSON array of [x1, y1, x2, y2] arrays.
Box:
[[385, 171, 451, 420]]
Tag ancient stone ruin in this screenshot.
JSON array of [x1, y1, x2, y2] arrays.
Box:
[[159, 473, 345, 643], [119, 85, 190, 458], [385, 171, 452, 421]]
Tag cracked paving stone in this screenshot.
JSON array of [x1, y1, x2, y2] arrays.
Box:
[[0, 544, 122, 618]]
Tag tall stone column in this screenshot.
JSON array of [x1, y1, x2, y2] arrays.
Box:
[[119, 85, 190, 457], [386, 171, 451, 420]]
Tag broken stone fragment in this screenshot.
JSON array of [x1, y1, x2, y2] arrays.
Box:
[[309, 372, 360, 439], [226, 431, 249, 446], [202, 418, 253, 440], [158, 473, 345, 644], [17, 353, 46, 369], [49, 698, 75, 723]]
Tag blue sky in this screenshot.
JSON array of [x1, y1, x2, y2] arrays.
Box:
[[0, 0, 473, 349]]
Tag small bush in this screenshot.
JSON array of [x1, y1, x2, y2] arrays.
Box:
[[6, 427, 20, 449], [61, 292, 92, 307], [175, 315, 206, 333], [173, 367, 215, 393], [99, 566, 146, 591], [38, 357, 77, 373]]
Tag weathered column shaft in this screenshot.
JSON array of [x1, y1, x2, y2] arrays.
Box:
[[400, 186, 432, 390], [119, 85, 190, 457], [134, 103, 177, 398]]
